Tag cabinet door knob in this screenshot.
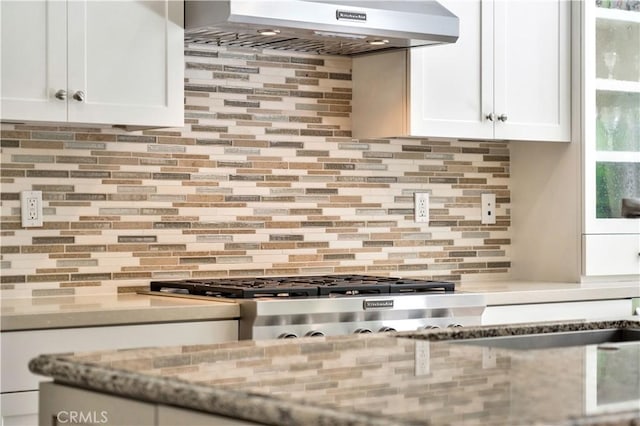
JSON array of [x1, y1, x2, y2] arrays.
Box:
[[54, 89, 67, 100], [485, 113, 495, 122], [498, 114, 508, 122], [72, 91, 85, 102]]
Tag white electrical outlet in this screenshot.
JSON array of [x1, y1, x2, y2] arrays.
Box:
[[481, 193, 496, 225], [414, 340, 430, 376], [414, 192, 429, 223], [20, 190, 43, 227]]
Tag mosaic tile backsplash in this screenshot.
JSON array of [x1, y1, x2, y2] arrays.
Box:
[[0, 45, 510, 299]]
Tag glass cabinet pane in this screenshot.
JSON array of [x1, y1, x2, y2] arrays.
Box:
[[589, 1, 640, 234], [596, 91, 640, 151], [596, 0, 640, 11], [596, 162, 640, 218], [595, 17, 639, 82]]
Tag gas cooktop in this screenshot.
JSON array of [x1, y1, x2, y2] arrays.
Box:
[[147, 274, 482, 340], [150, 274, 455, 299]]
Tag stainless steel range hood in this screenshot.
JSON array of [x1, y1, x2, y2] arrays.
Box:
[[185, 0, 459, 56]]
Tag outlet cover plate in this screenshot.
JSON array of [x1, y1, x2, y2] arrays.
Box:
[[414, 192, 429, 223], [21, 190, 43, 227], [414, 340, 430, 376]]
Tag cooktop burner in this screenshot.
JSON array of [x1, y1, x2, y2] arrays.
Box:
[[149, 274, 455, 299]]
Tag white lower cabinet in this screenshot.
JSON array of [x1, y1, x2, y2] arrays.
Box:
[[40, 383, 155, 426], [0, 391, 38, 426], [39, 383, 260, 426], [0, 320, 237, 426], [482, 299, 634, 325]]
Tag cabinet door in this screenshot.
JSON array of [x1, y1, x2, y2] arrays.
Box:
[[584, 2, 640, 236], [1, 320, 237, 394], [409, 0, 494, 139], [583, 234, 640, 277], [0, 1, 67, 122], [66, 0, 183, 127], [40, 383, 155, 426], [494, 0, 571, 142], [0, 391, 38, 426]]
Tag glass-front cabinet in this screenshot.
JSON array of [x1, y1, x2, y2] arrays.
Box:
[[586, 2, 640, 232], [582, 1, 640, 277]]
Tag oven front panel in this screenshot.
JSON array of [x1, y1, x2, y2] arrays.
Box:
[[238, 293, 485, 340]]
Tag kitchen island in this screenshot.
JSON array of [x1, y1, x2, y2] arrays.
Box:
[[29, 319, 640, 426]]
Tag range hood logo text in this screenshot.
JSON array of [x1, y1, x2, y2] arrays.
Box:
[[363, 300, 394, 310], [336, 10, 367, 22]]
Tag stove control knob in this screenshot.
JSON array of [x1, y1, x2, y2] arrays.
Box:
[[447, 324, 463, 328], [420, 325, 440, 330], [354, 328, 372, 334], [305, 331, 325, 337], [378, 326, 397, 333], [278, 333, 298, 339]]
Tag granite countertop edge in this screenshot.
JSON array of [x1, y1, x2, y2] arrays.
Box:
[[28, 319, 640, 426]]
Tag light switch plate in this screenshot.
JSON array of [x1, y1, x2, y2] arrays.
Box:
[[481, 193, 496, 225], [20, 190, 43, 227]]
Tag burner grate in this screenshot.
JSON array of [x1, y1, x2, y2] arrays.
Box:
[[150, 279, 318, 298], [149, 275, 455, 299], [389, 279, 455, 293], [316, 282, 389, 296]]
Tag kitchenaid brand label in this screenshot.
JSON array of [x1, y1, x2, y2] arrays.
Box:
[[364, 299, 394, 309], [336, 10, 367, 22]]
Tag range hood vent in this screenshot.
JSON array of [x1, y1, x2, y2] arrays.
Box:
[[185, 0, 459, 56]]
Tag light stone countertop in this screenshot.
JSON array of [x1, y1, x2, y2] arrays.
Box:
[[0, 293, 239, 331], [458, 279, 640, 305], [29, 319, 640, 426], [2, 279, 638, 331]]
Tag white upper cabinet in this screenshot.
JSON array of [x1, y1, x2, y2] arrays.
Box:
[[408, 0, 494, 140], [510, 1, 639, 282], [1, 1, 184, 128], [581, 1, 640, 277], [493, 0, 571, 141], [583, 3, 640, 235], [353, 0, 571, 142], [1, 1, 67, 122]]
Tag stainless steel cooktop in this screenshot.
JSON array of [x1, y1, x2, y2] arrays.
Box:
[[149, 275, 485, 340]]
